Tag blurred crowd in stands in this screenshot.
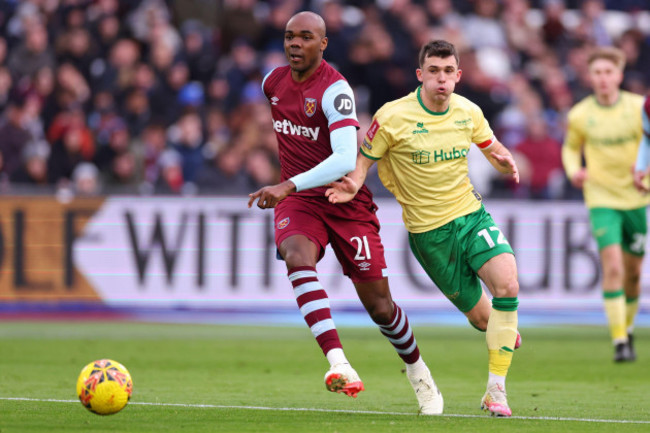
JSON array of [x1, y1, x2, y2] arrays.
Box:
[[0, 0, 648, 199]]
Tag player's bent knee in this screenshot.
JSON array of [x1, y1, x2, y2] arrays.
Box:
[[364, 299, 394, 325], [468, 318, 487, 332], [368, 306, 393, 325], [493, 279, 519, 299], [602, 264, 623, 281], [282, 249, 317, 269]]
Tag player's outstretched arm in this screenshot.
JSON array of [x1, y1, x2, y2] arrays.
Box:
[[481, 140, 519, 184], [326, 152, 376, 204]]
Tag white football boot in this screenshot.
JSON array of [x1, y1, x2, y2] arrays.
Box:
[[324, 363, 364, 398], [407, 366, 444, 415]]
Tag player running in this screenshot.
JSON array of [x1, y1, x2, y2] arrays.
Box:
[[248, 11, 443, 414], [326, 40, 521, 417], [563, 47, 646, 363]]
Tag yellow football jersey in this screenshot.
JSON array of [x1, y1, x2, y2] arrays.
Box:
[[562, 91, 647, 209], [361, 88, 494, 233]]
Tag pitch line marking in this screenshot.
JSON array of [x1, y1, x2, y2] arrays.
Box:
[[3, 397, 650, 425]]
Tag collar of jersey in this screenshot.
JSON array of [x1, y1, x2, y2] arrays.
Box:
[[592, 92, 622, 109], [290, 60, 327, 86], [417, 86, 450, 116]]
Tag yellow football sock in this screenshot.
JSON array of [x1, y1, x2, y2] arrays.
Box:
[[625, 296, 639, 332], [487, 298, 518, 377], [603, 290, 627, 343]]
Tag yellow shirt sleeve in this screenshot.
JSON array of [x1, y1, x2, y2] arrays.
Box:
[[470, 103, 494, 145], [361, 114, 391, 160], [562, 109, 584, 179]]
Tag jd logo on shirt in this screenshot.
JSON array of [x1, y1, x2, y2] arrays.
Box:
[[334, 94, 353, 115]]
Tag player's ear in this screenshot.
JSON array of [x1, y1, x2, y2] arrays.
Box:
[[416, 68, 423, 83], [320, 36, 328, 52], [456, 68, 462, 82]]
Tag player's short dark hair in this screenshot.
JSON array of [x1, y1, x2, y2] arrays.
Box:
[[418, 40, 459, 68]]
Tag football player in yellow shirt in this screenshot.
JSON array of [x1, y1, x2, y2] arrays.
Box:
[[325, 40, 520, 417], [562, 47, 646, 363]]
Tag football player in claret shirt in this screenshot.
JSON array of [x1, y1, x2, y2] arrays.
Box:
[[563, 47, 647, 363], [247, 12, 443, 415], [326, 40, 521, 417]]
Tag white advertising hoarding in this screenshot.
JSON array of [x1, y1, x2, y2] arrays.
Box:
[[73, 197, 647, 309]]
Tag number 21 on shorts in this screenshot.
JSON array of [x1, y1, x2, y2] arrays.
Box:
[[477, 227, 509, 248], [350, 235, 372, 260]]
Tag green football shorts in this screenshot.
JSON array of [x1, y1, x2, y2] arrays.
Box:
[[408, 205, 514, 313], [588, 207, 647, 256]]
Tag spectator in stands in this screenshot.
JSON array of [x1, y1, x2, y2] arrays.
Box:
[[132, 63, 157, 95], [195, 143, 249, 195], [245, 146, 280, 190], [512, 116, 564, 199], [31, 66, 56, 127], [104, 149, 140, 193], [150, 60, 190, 124], [220, 0, 264, 53], [93, 117, 131, 173], [72, 161, 102, 197], [154, 148, 184, 195], [0, 95, 32, 178], [47, 107, 95, 160], [48, 125, 88, 185], [455, 49, 507, 126], [495, 75, 542, 149], [204, 106, 230, 157], [319, 0, 356, 71], [618, 29, 650, 93], [129, 0, 179, 51], [92, 13, 122, 59], [8, 22, 54, 81], [56, 27, 95, 82], [53, 63, 91, 113], [502, 0, 538, 61], [122, 88, 152, 137], [180, 20, 216, 84], [425, 0, 464, 30], [222, 38, 261, 113], [463, 0, 508, 50], [135, 122, 168, 191], [541, 0, 570, 50], [168, 110, 205, 184], [93, 38, 141, 98], [11, 140, 50, 186], [578, 0, 612, 46], [0, 0, 646, 201]]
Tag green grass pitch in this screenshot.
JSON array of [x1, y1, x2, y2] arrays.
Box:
[[0, 322, 648, 432]]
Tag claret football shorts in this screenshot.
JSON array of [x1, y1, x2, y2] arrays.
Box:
[[274, 195, 388, 283]]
